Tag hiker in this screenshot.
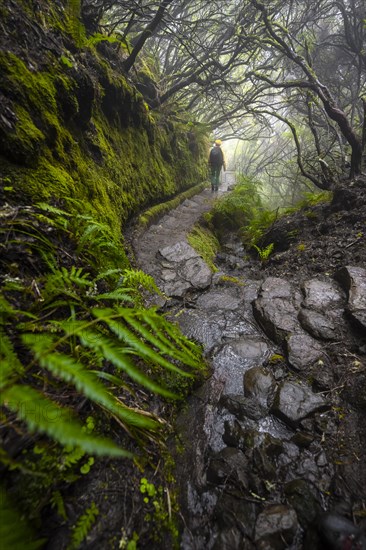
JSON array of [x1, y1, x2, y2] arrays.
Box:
[[209, 139, 226, 192]]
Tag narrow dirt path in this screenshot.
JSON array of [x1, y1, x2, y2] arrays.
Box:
[[131, 182, 229, 295]]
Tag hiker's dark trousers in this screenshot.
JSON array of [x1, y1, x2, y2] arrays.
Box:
[[210, 165, 222, 190]]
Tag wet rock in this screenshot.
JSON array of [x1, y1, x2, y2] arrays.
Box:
[[157, 241, 212, 295], [272, 381, 329, 428], [213, 337, 270, 396], [316, 512, 366, 550], [207, 447, 249, 488], [254, 504, 299, 549], [310, 361, 335, 391], [212, 527, 249, 550], [291, 431, 314, 448], [253, 446, 277, 481], [243, 366, 276, 407], [214, 493, 257, 539], [335, 266, 366, 329], [230, 338, 270, 363], [296, 455, 321, 484], [253, 277, 301, 344], [196, 290, 242, 311], [277, 441, 301, 469], [223, 423, 283, 455], [162, 278, 192, 297], [286, 332, 325, 371], [284, 479, 322, 528], [298, 308, 337, 340], [220, 394, 267, 421], [215, 252, 249, 270], [159, 241, 199, 263], [173, 309, 223, 353], [301, 278, 345, 311], [222, 420, 251, 450], [178, 256, 212, 289]]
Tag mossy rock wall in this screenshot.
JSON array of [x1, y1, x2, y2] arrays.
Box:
[[0, 0, 209, 244]]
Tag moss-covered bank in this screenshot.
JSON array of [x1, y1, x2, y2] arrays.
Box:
[[0, 1, 209, 548], [0, 0, 209, 261]]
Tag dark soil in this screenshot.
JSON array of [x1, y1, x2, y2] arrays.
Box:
[[260, 178, 366, 285]]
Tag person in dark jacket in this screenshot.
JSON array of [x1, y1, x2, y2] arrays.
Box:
[[209, 139, 226, 191]]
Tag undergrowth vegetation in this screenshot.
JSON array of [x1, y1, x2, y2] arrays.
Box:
[[207, 175, 269, 247], [208, 176, 332, 255], [187, 224, 220, 272], [0, 201, 205, 548]]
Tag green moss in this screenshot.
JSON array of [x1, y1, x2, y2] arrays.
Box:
[[0, 32, 208, 271], [217, 275, 245, 286], [187, 224, 220, 272], [136, 182, 208, 233], [10, 106, 45, 163], [0, 52, 57, 113], [60, 56, 74, 69]]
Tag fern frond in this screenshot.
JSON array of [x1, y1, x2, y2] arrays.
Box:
[[35, 203, 71, 230], [140, 310, 202, 366], [0, 330, 24, 387], [23, 333, 161, 429], [91, 370, 132, 390], [36, 202, 72, 218], [93, 308, 192, 377], [1, 385, 131, 457], [75, 327, 177, 400], [68, 502, 99, 550], [121, 269, 162, 296], [76, 220, 113, 250], [50, 490, 67, 521], [93, 291, 133, 303], [0, 485, 45, 549], [93, 268, 123, 282]]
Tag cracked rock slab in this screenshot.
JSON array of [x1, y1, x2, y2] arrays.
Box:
[[301, 278, 345, 311], [286, 332, 324, 371], [271, 381, 329, 428], [335, 266, 366, 329], [253, 277, 305, 345], [298, 308, 337, 340]]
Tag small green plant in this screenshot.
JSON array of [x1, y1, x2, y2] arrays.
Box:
[[139, 477, 178, 547], [67, 502, 99, 550], [297, 242, 306, 251], [253, 243, 274, 262], [140, 477, 157, 502]]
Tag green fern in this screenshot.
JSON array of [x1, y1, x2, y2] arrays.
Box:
[[121, 269, 162, 297], [71, 324, 178, 400], [93, 307, 198, 375], [0, 486, 45, 550], [0, 328, 24, 386], [67, 502, 99, 550], [50, 490, 67, 521], [1, 384, 131, 457], [1, 199, 205, 544], [253, 242, 274, 262], [23, 332, 161, 429]]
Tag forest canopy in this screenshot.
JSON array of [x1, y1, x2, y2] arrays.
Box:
[[80, 0, 366, 191]]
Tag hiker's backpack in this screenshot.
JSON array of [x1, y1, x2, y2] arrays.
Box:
[[209, 146, 223, 165]]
